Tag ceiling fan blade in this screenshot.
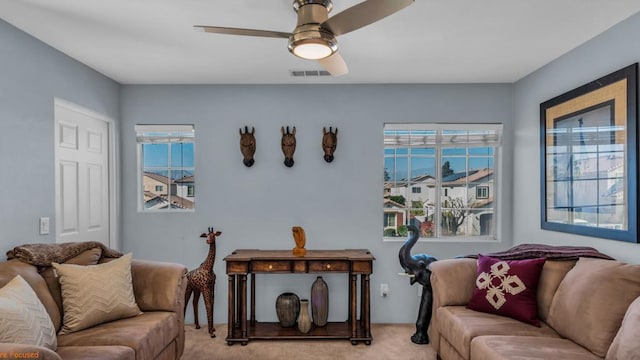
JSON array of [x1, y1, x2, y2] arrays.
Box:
[[318, 52, 348, 77], [322, 0, 414, 36], [194, 25, 290, 39]]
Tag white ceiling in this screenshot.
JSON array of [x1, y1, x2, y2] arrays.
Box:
[[2, 1, 640, 85]]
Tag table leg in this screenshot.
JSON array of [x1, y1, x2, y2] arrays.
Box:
[[240, 274, 248, 341], [363, 274, 371, 341], [350, 273, 357, 339], [227, 275, 235, 344], [360, 274, 364, 329], [347, 275, 352, 323], [250, 273, 256, 325]]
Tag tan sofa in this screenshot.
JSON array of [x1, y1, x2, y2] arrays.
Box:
[[429, 257, 640, 360], [0, 253, 188, 360]]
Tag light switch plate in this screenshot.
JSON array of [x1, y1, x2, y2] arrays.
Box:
[[39, 217, 50, 235]]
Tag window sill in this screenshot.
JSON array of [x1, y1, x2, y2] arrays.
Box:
[[138, 209, 195, 214]]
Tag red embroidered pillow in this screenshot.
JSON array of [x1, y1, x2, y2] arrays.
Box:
[[467, 255, 546, 326]]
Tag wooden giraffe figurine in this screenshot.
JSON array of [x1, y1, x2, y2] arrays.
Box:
[[185, 227, 221, 338]]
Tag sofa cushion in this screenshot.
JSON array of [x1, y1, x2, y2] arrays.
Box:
[[53, 253, 142, 335], [41, 247, 102, 331], [536, 260, 576, 323], [548, 257, 640, 357], [437, 306, 560, 359], [606, 295, 640, 360], [57, 346, 135, 360], [471, 336, 602, 360], [467, 256, 546, 326], [57, 312, 178, 360], [0, 275, 57, 350]]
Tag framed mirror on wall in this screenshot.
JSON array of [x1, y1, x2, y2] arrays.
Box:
[[540, 63, 638, 243]]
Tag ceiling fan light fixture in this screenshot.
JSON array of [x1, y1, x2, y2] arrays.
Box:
[[288, 27, 337, 60], [292, 40, 333, 59]]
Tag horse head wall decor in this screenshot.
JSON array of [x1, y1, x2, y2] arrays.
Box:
[[239, 126, 256, 167], [281, 126, 296, 167], [322, 127, 338, 163]]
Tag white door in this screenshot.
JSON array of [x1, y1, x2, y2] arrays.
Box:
[[54, 101, 111, 246]]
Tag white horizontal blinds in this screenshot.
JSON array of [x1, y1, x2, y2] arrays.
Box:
[[135, 125, 194, 143], [384, 124, 502, 147], [384, 129, 437, 146]]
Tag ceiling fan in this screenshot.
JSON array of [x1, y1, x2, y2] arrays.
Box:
[[194, 0, 414, 77]]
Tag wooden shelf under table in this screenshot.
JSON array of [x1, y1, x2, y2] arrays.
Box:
[[227, 321, 372, 344]]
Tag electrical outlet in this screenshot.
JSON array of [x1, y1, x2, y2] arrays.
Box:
[[380, 283, 389, 297], [39, 217, 50, 235]]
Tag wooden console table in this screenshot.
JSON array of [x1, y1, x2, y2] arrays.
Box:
[[224, 249, 375, 346]]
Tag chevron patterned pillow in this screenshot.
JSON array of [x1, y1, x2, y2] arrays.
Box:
[[0, 275, 57, 350], [53, 253, 141, 335]]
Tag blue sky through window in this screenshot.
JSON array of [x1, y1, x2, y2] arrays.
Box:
[[143, 143, 194, 180]]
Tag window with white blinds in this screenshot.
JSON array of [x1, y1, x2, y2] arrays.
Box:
[[135, 125, 195, 212], [383, 124, 502, 240]]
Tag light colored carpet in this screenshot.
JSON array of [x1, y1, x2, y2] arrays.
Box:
[[182, 323, 437, 360]]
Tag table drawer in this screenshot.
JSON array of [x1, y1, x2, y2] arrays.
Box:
[[252, 261, 291, 272], [352, 260, 372, 274], [227, 261, 249, 274], [308, 260, 349, 272]]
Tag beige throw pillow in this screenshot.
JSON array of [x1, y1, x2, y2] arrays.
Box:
[[0, 275, 57, 350], [41, 247, 103, 329], [53, 253, 141, 335]]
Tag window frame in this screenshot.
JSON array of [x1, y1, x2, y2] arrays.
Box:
[[476, 186, 489, 199], [384, 212, 396, 228], [383, 123, 502, 242], [136, 124, 195, 213]]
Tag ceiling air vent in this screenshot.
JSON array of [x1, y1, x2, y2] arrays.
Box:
[[290, 70, 331, 77]]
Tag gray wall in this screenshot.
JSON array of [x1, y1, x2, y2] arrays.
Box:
[[0, 20, 120, 250], [513, 12, 640, 263], [119, 84, 514, 323]]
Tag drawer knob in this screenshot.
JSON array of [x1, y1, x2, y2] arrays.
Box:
[[326, 264, 331, 269], [269, 264, 273, 270]]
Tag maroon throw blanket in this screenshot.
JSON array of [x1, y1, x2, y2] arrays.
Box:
[[466, 243, 614, 261]]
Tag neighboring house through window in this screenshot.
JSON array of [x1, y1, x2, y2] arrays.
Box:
[[384, 124, 502, 240], [136, 125, 195, 211]]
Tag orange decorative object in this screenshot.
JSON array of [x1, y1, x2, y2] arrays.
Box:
[[292, 226, 307, 257]]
